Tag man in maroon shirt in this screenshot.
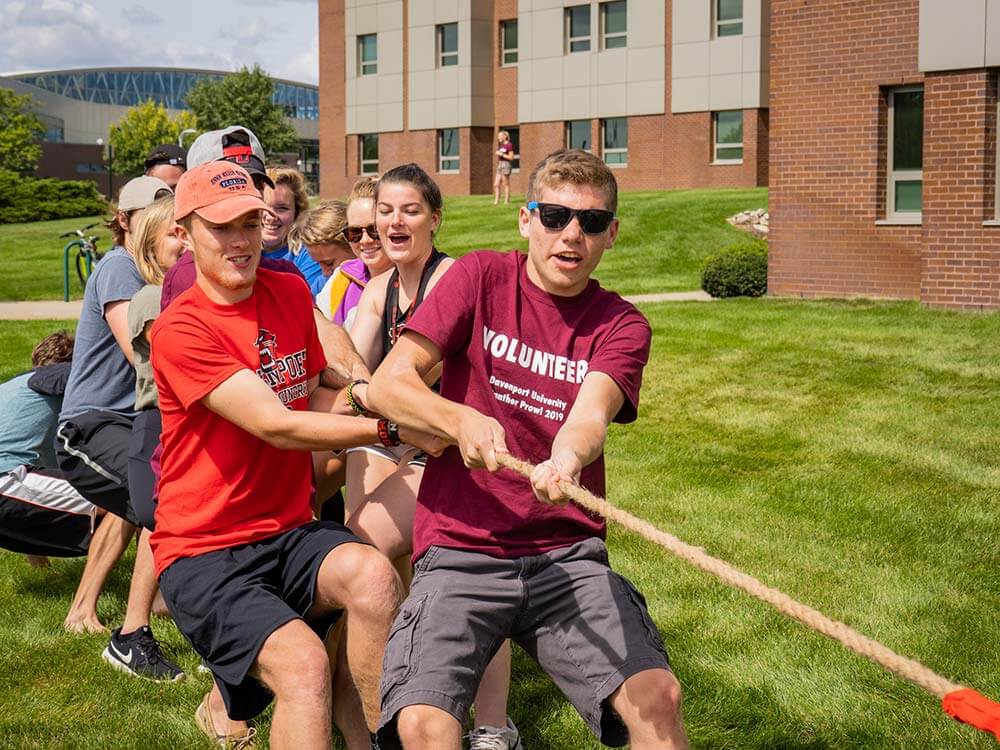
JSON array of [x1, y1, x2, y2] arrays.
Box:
[[365, 149, 688, 749]]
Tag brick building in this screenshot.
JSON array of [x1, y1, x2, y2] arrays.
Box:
[[318, 0, 770, 197], [768, 0, 999, 310]]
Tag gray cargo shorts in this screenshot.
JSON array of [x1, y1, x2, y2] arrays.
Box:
[[377, 537, 671, 747]]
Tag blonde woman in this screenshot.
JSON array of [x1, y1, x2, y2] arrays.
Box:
[[288, 198, 356, 318], [314, 176, 394, 328], [494, 130, 514, 205], [125, 195, 183, 531], [263, 165, 327, 295]]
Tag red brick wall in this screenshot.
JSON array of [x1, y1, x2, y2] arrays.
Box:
[[921, 71, 999, 310], [318, 0, 348, 196], [769, 0, 999, 309]]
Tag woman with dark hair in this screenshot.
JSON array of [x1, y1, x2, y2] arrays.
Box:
[[344, 163, 519, 749]]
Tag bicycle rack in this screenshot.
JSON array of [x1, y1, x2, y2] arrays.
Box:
[[63, 239, 91, 302]]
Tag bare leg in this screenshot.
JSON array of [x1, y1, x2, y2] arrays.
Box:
[[312, 451, 347, 516], [502, 176, 510, 205], [493, 172, 502, 205], [609, 669, 688, 750], [473, 641, 511, 728], [397, 705, 463, 750], [345, 450, 397, 517], [64, 513, 135, 634], [330, 619, 371, 749], [252, 619, 335, 749], [347, 461, 422, 560], [120, 527, 158, 634], [308, 542, 403, 731]]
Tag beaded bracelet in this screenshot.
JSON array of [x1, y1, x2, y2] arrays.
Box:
[[346, 379, 369, 416]]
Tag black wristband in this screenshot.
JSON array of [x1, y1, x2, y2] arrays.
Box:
[[387, 421, 401, 446], [376, 418, 401, 448]]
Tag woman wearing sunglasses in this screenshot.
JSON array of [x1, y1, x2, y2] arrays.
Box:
[[314, 176, 394, 328]]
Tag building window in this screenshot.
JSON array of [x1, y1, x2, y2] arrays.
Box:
[[713, 110, 743, 163], [602, 118, 628, 165], [500, 126, 521, 171], [438, 128, 459, 172], [887, 87, 923, 218], [716, 0, 743, 37], [358, 34, 378, 76], [566, 120, 591, 150], [565, 5, 591, 53], [500, 20, 518, 66], [437, 23, 459, 67], [360, 134, 379, 174], [601, 1, 627, 49]]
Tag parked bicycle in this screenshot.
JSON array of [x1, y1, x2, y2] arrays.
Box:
[[60, 224, 103, 301]]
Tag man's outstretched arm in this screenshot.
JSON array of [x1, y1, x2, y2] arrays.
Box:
[[530, 371, 625, 505], [364, 331, 508, 471]]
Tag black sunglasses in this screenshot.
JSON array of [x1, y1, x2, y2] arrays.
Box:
[[527, 202, 615, 235], [343, 224, 379, 243]]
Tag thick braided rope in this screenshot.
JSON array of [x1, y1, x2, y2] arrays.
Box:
[[497, 453, 963, 700]]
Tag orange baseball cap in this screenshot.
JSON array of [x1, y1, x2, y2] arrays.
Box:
[[173, 161, 273, 223]]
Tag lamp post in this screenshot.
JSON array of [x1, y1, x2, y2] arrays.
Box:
[[96, 138, 113, 199]]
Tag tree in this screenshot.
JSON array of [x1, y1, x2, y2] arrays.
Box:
[[108, 101, 197, 178], [185, 65, 299, 159], [0, 88, 45, 174]]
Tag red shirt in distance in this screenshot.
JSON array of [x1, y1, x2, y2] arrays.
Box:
[[149, 269, 326, 576], [405, 250, 652, 561]]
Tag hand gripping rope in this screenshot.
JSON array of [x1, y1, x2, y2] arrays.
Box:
[[495, 453, 1000, 742]]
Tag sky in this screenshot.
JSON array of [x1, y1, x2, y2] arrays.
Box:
[[0, 0, 319, 84]]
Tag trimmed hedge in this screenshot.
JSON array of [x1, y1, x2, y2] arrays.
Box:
[[0, 170, 107, 225], [700, 238, 768, 298]]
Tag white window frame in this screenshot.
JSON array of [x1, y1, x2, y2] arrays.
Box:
[[437, 23, 459, 67], [715, 0, 743, 37], [500, 20, 518, 67], [438, 128, 460, 173], [601, 117, 628, 167], [565, 5, 591, 54], [358, 34, 377, 76], [360, 133, 379, 174], [887, 86, 923, 222], [566, 119, 591, 151], [713, 110, 743, 164], [600, 1, 627, 50]]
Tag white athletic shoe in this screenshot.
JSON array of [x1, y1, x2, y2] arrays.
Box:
[[466, 717, 524, 750]]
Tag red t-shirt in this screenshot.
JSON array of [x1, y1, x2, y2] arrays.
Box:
[[406, 250, 651, 560], [149, 269, 327, 576]]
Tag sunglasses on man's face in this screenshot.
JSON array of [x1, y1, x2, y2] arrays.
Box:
[[526, 202, 615, 235], [343, 224, 379, 243]]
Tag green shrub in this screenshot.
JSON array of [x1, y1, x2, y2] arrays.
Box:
[[0, 170, 107, 224], [700, 239, 768, 298]]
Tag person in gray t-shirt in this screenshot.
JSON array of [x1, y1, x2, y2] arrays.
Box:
[[53, 174, 183, 682]]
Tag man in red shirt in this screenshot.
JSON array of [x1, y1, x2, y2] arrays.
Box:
[[365, 149, 688, 749], [151, 160, 437, 749]]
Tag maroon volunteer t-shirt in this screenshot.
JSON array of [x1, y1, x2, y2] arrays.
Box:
[[406, 250, 652, 560]]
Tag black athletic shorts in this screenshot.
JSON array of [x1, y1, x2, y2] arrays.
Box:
[[126, 408, 161, 530], [158, 521, 361, 720], [55, 409, 137, 525], [0, 467, 95, 557]]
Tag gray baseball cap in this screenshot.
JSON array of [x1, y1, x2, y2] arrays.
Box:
[[117, 175, 173, 212], [185, 126, 274, 188]]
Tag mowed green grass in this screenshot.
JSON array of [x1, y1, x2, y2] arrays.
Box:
[[1, 297, 997, 749], [0, 188, 766, 301]]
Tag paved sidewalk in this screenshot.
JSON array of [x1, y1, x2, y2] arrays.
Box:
[[0, 289, 712, 321], [0, 301, 84, 320]]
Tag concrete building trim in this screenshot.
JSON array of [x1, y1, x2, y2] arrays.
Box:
[[345, 0, 404, 134], [671, 0, 769, 114]]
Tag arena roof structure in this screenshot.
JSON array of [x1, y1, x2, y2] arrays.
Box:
[[3, 67, 318, 120]]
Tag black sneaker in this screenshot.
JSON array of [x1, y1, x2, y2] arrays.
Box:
[[101, 625, 185, 681]]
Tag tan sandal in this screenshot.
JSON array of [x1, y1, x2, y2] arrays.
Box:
[[195, 694, 256, 749]]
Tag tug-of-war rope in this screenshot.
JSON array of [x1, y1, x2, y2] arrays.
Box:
[[496, 453, 1000, 742]]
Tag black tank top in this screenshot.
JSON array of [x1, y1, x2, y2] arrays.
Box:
[[380, 248, 449, 357]]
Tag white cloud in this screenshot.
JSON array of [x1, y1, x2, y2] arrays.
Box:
[[122, 4, 163, 25]]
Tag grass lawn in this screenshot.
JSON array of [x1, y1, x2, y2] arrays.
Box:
[[1, 298, 997, 748], [0, 188, 766, 301]]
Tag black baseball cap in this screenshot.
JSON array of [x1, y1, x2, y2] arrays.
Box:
[[144, 143, 187, 171]]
